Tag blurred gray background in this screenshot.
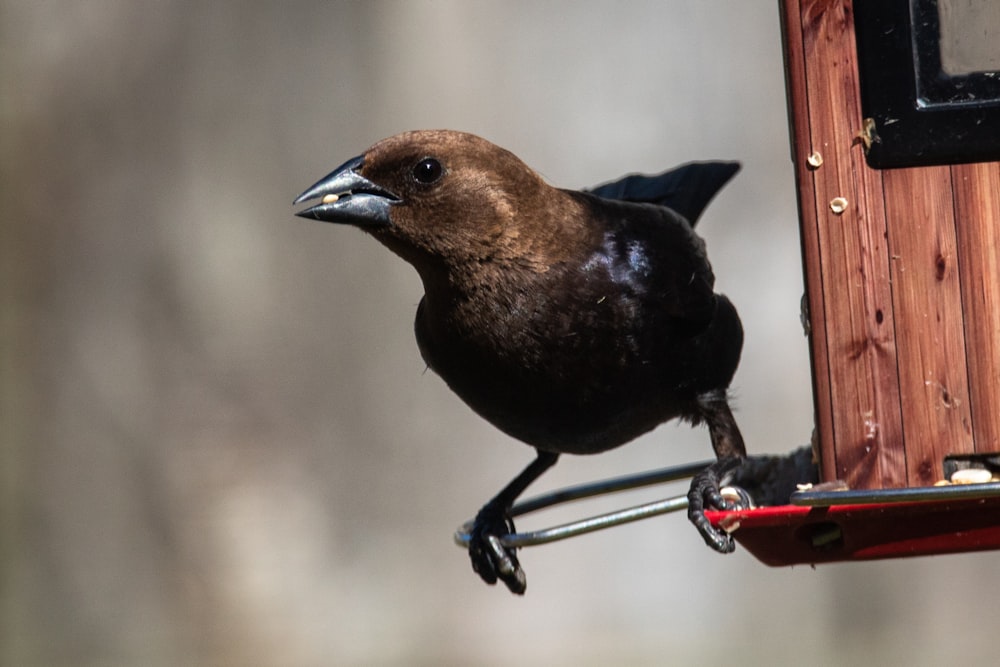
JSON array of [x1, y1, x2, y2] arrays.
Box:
[[2, 2, 996, 665]]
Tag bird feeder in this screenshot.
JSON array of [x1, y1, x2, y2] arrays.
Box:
[[705, 0, 1000, 564], [456, 0, 1000, 567]]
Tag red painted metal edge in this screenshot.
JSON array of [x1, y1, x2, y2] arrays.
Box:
[[706, 496, 1000, 566]]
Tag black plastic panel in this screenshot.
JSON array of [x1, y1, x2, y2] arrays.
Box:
[[853, 0, 1000, 168]]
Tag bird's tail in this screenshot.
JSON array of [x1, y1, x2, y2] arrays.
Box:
[[585, 161, 740, 227]]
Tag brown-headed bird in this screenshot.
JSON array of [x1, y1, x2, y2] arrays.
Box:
[[294, 130, 746, 595]]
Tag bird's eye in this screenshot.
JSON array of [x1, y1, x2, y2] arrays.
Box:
[[412, 157, 443, 184]]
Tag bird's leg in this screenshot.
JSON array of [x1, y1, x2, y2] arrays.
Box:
[[469, 449, 559, 595], [688, 391, 747, 553]]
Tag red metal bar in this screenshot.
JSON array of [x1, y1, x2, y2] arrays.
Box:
[[707, 496, 1000, 566]]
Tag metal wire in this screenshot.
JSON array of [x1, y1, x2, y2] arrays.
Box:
[[791, 481, 1000, 506], [454, 460, 713, 548], [453, 460, 1000, 548]]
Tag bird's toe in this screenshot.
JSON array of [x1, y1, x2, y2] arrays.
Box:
[[468, 509, 527, 595], [687, 458, 744, 553]]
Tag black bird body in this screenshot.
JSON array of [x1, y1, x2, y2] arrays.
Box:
[[414, 190, 743, 456], [295, 130, 746, 594]]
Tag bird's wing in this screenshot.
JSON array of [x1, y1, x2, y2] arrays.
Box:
[[569, 195, 718, 332], [585, 161, 740, 227]]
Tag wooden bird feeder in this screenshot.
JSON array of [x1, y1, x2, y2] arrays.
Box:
[[454, 0, 1000, 567], [707, 0, 1000, 564]]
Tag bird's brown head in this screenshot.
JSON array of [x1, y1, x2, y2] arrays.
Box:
[[294, 130, 582, 284]]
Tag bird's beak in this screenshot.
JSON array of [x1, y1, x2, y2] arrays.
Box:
[[293, 155, 400, 227]]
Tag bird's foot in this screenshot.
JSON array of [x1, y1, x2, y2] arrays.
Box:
[[687, 457, 746, 553], [468, 504, 526, 595]]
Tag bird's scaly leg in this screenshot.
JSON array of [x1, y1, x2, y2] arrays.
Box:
[[469, 450, 559, 594], [687, 392, 747, 552]]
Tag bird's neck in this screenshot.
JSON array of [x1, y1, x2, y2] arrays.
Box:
[[418, 256, 528, 310], [413, 252, 555, 347]]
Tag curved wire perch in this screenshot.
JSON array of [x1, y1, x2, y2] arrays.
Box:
[[454, 460, 714, 549]]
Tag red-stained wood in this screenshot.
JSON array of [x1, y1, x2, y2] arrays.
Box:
[[782, 0, 905, 488], [952, 162, 1000, 453], [782, 0, 1000, 490], [882, 167, 974, 486], [779, 0, 836, 481]]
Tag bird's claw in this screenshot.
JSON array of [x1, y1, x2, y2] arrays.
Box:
[[468, 507, 527, 595], [687, 457, 745, 553]]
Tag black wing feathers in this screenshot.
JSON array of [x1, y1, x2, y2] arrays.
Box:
[[586, 161, 740, 226]]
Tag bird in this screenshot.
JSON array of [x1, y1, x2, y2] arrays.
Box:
[[294, 130, 746, 594]]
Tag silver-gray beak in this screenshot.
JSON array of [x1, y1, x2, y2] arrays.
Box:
[[293, 155, 399, 227]]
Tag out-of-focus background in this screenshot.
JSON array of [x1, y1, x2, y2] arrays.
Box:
[[2, 2, 996, 665]]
